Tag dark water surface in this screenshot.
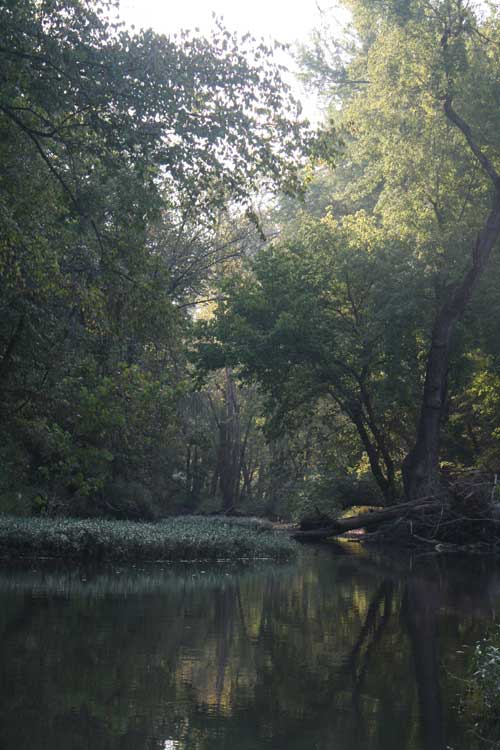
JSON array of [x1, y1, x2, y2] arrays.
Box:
[[0, 543, 499, 750]]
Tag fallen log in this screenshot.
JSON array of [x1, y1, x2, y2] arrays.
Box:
[[291, 473, 500, 546], [291, 499, 442, 541]]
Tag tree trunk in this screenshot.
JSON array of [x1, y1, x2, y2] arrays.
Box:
[[351, 407, 396, 504], [403, 91, 500, 500], [219, 368, 242, 512], [0, 315, 25, 386], [403, 193, 500, 500]]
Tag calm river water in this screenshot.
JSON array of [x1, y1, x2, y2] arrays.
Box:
[[0, 544, 499, 750]]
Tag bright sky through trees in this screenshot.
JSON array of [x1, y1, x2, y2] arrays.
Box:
[[121, 0, 328, 44], [120, 0, 342, 120]]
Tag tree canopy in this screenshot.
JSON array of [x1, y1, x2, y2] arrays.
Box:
[[1, 0, 500, 521], [0, 0, 316, 516], [199, 0, 500, 509]]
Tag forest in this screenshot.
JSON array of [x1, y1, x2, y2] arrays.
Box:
[[1, 0, 500, 543]]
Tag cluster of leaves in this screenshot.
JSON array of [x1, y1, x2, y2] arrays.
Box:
[[0, 515, 296, 561]]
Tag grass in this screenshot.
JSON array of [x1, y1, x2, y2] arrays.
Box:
[[0, 515, 296, 563]]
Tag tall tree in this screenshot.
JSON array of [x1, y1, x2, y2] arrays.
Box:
[[200, 0, 500, 506], [298, 0, 500, 499]]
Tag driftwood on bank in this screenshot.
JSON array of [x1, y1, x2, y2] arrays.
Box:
[[291, 474, 500, 546], [291, 500, 436, 540]]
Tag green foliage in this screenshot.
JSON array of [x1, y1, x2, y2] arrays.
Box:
[[0, 0, 317, 517], [2, 0, 500, 521], [197, 211, 430, 500], [0, 0, 313, 217], [0, 515, 296, 562], [198, 0, 500, 503]]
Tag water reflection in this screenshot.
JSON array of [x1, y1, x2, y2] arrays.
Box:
[[0, 546, 499, 750]]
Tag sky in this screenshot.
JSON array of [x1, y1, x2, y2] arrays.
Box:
[[120, 0, 329, 46], [118, 0, 341, 121]]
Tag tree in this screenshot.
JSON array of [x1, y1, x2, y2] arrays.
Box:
[[199, 0, 500, 507], [395, 1, 500, 498], [198, 211, 430, 504]]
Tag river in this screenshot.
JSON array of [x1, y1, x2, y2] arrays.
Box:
[[0, 543, 498, 749]]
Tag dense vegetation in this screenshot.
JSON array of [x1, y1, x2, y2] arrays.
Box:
[[1, 0, 500, 529], [0, 515, 295, 561], [198, 0, 500, 521], [0, 0, 320, 519]]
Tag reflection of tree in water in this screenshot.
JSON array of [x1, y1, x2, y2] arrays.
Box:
[[343, 552, 500, 750], [0, 551, 499, 750], [403, 576, 444, 750]]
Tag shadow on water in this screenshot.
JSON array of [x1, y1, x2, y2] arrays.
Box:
[[0, 546, 499, 750]]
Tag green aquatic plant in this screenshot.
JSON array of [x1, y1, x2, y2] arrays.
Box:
[[0, 516, 296, 563], [462, 628, 500, 748], [473, 630, 500, 712]]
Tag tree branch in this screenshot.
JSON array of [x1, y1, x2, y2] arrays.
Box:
[[443, 95, 500, 188]]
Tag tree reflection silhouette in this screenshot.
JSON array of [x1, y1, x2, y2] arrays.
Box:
[[0, 551, 498, 750]]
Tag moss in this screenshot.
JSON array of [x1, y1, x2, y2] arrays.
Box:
[[0, 515, 296, 563]]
